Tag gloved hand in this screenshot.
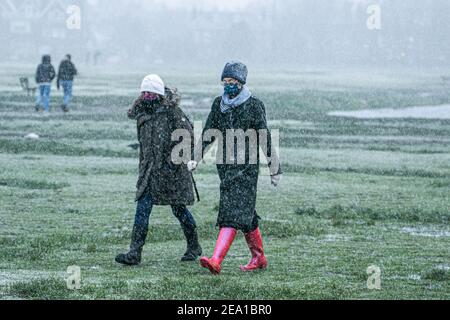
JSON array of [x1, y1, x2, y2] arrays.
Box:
[[187, 160, 198, 172], [271, 174, 282, 187]]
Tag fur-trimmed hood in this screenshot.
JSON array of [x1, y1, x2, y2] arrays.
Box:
[[161, 87, 181, 108]]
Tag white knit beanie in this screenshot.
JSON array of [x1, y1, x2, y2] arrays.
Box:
[[140, 74, 165, 96]]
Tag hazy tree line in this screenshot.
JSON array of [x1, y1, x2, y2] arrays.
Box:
[[1, 0, 450, 68]]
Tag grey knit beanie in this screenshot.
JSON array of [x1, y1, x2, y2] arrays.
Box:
[[221, 61, 248, 84]]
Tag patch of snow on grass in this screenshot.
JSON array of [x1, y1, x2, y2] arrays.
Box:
[[400, 227, 450, 238]]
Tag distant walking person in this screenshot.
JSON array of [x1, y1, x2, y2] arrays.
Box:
[[35, 55, 56, 113], [57, 54, 78, 112]]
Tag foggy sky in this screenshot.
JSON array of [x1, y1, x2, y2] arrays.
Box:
[[1, 0, 450, 69]]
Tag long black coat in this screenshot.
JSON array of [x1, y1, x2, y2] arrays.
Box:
[[129, 89, 195, 205], [199, 95, 281, 233]]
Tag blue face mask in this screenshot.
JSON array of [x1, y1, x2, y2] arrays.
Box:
[[224, 83, 241, 97]]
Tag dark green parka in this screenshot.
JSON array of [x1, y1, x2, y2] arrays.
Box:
[[198, 95, 281, 233], [129, 88, 195, 205]]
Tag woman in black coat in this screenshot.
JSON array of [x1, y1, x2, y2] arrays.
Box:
[[189, 62, 282, 274], [115, 74, 202, 266]]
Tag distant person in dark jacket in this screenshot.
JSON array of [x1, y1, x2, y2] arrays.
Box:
[[35, 55, 56, 113], [57, 54, 78, 112]]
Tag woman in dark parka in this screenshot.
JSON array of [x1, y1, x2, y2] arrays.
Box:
[[115, 74, 202, 266], [188, 62, 282, 274]]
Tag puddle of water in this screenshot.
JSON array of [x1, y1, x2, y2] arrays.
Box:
[[268, 120, 316, 128], [328, 105, 450, 120]]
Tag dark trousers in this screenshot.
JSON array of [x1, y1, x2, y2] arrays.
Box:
[[133, 192, 197, 239]]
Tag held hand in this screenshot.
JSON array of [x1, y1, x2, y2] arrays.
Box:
[[187, 160, 198, 172], [271, 174, 282, 187]]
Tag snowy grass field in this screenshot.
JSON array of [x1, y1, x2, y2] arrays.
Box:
[[0, 65, 449, 299]]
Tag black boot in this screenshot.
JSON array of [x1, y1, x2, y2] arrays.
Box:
[[115, 225, 147, 266], [180, 224, 202, 262]]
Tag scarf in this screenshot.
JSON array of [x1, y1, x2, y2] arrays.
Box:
[[220, 85, 252, 113]]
